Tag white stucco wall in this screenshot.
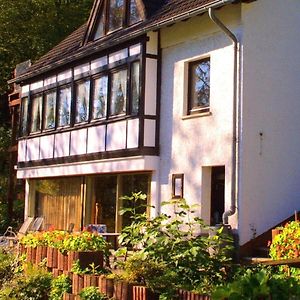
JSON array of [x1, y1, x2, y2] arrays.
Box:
[[239, 0, 300, 244], [158, 5, 241, 228]]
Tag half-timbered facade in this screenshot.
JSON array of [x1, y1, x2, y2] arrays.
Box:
[[11, 0, 300, 246]]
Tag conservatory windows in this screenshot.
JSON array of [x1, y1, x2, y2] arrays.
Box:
[[58, 85, 72, 127], [31, 95, 43, 133], [44, 90, 56, 130], [110, 69, 127, 116], [75, 80, 90, 123], [92, 75, 108, 120]]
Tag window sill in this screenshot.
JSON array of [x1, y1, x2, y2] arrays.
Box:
[[181, 111, 212, 120]]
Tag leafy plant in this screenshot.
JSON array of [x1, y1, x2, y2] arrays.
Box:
[[79, 286, 107, 300], [50, 274, 71, 300]]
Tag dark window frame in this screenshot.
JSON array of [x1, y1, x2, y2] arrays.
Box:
[[187, 57, 210, 115]]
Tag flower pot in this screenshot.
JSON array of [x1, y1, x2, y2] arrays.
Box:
[[133, 286, 159, 300], [68, 251, 104, 271], [47, 247, 58, 268], [99, 275, 114, 298], [114, 280, 133, 300], [58, 251, 68, 271], [35, 246, 48, 264], [177, 289, 211, 300], [26, 246, 37, 264], [83, 274, 100, 288], [72, 273, 84, 295]]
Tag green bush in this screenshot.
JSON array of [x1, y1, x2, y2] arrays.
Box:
[[79, 286, 107, 300], [0, 250, 15, 288], [50, 274, 71, 300]]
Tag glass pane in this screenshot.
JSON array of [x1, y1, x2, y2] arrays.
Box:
[[94, 15, 104, 40], [108, 0, 124, 32], [131, 62, 140, 114], [20, 97, 29, 136], [75, 80, 90, 123], [129, 0, 141, 25], [92, 76, 108, 119], [31, 95, 43, 133], [58, 86, 71, 127], [110, 69, 127, 116], [190, 59, 210, 110], [44, 91, 56, 130]]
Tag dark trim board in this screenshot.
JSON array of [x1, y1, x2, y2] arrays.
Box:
[[17, 147, 159, 169]]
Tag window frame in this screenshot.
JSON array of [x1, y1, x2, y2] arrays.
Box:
[[57, 84, 72, 128], [19, 96, 30, 137], [43, 89, 57, 131], [74, 78, 91, 125], [30, 93, 43, 134], [187, 57, 211, 115]]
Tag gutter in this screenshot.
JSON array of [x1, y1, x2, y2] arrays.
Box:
[[208, 8, 239, 224], [10, 0, 237, 84]]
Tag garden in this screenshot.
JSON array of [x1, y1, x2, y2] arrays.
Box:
[[0, 193, 299, 300]]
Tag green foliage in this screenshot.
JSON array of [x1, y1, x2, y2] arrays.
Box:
[[0, 250, 15, 288], [212, 267, 300, 300], [49, 274, 71, 300], [79, 286, 107, 300]]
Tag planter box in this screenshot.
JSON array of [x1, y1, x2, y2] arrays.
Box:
[[26, 246, 37, 264], [58, 251, 68, 271], [35, 246, 48, 264], [72, 273, 84, 295], [133, 286, 159, 300], [63, 293, 80, 300], [177, 289, 211, 300], [83, 274, 100, 288], [114, 280, 133, 300], [99, 275, 114, 298], [19, 244, 26, 255], [68, 251, 104, 271], [52, 268, 63, 278], [47, 247, 58, 268]]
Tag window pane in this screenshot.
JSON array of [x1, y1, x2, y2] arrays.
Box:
[[75, 80, 90, 123], [129, 0, 141, 25], [44, 91, 56, 130], [20, 97, 29, 136], [131, 62, 140, 114], [110, 69, 127, 116], [92, 76, 108, 119], [94, 15, 104, 40], [108, 0, 124, 32], [58, 86, 71, 127], [31, 95, 43, 133], [190, 58, 210, 112]]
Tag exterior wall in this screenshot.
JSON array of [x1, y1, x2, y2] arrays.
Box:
[[158, 5, 241, 228], [239, 0, 300, 244]]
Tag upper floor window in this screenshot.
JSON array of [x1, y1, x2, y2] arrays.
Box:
[[20, 97, 29, 136], [44, 90, 56, 130], [92, 75, 108, 120], [188, 58, 210, 114], [58, 85, 72, 127], [110, 69, 127, 116], [93, 0, 142, 40], [75, 80, 90, 124], [31, 95, 43, 133]]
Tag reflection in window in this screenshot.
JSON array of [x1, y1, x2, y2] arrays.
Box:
[[110, 69, 127, 116], [31, 95, 43, 133], [58, 86, 71, 126], [20, 97, 29, 136], [92, 76, 108, 119], [189, 58, 210, 114], [129, 0, 141, 25], [44, 91, 56, 130], [108, 0, 124, 32], [131, 62, 140, 114], [94, 14, 105, 40], [75, 80, 90, 123]]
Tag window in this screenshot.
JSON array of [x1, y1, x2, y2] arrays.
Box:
[[44, 91, 56, 130], [20, 97, 29, 136], [75, 80, 90, 123], [31, 95, 43, 133], [188, 58, 210, 114], [92, 75, 108, 120], [108, 0, 124, 32], [58, 85, 72, 127], [130, 61, 140, 114], [110, 69, 127, 116], [129, 0, 142, 25]]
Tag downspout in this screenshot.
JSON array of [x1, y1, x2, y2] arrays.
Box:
[[208, 8, 239, 224]]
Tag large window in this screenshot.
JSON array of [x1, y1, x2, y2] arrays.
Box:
[[31, 95, 43, 133], [92, 75, 108, 120], [44, 91, 56, 130], [58, 85, 72, 127], [130, 61, 140, 114], [129, 0, 142, 25], [110, 69, 127, 116], [108, 0, 124, 32], [20, 97, 29, 136], [188, 58, 210, 114], [75, 80, 90, 123]]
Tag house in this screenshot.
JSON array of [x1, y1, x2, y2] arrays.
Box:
[[10, 0, 300, 249]]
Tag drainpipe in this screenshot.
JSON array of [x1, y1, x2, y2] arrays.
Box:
[[208, 8, 239, 224]]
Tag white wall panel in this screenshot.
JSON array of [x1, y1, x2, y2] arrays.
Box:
[[70, 129, 87, 155], [30, 81, 43, 91], [54, 132, 70, 158], [44, 76, 56, 86], [87, 125, 106, 153], [129, 44, 141, 56], [144, 119, 156, 147], [127, 119, 139, 148], [21, 85, 29, 95], [40, 135, 54, 159], [109, 49, 128, 64], [106, 121, 126, 151], [74, 63, 90, 76], [58, 70, 72, 82], [18, 140, 27, 162], [91, 57, 107, 70], [144, 58, 157, 115], [26, 138, 40, 161]]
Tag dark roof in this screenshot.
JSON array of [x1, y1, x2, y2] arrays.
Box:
[[14, 0, 247, 83]]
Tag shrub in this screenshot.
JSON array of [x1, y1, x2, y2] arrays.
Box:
[[0, 250, 15, 287], [79, 286, 107, 300], [50, 274, 71, 300]]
